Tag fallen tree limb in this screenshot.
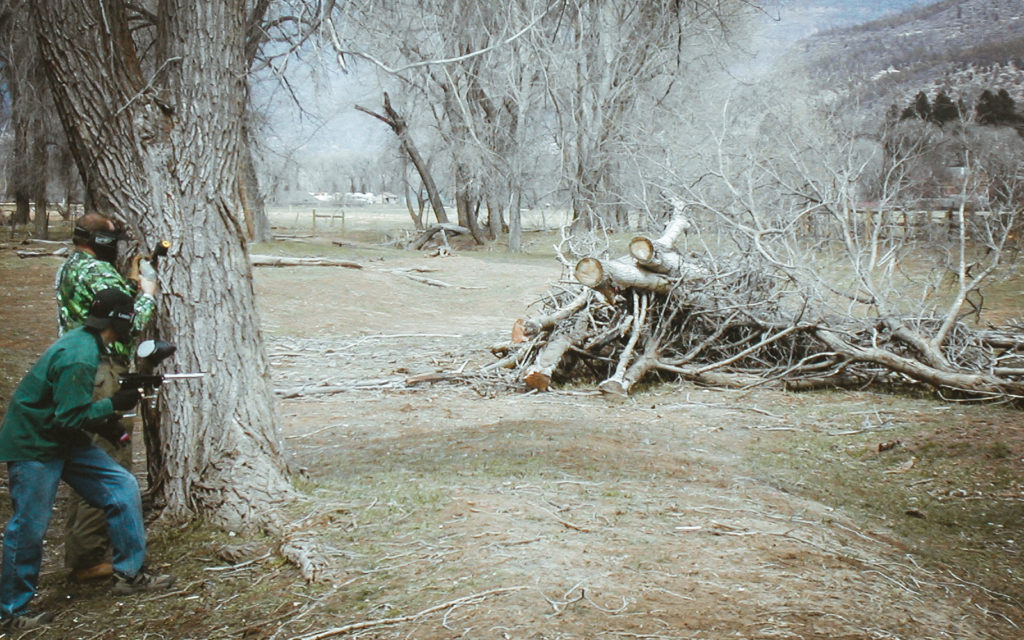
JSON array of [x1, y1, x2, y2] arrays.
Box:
[[575, 256, 673, 294], [524, 312, 590, 390], [275, 379, 405, 398], [386, 268, 484, 289], [521, 290, 592, 336], [289, 586, 529, 640], [16, 247, 69, 259], [411, 223, 471, 250], [598, 292, 649, 395], [250, 255, 362, 268], [815, 328, 1024, 397]]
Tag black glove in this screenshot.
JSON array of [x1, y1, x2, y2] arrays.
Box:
[[110, 387, 141, 411], [87, 419, 130, 447]]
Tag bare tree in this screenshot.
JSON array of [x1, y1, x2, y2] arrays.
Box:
[[356, 92, 450, 224], [331, 0, 762, 249], [538, 0, 759, 232], [0, 1, 57, 238]]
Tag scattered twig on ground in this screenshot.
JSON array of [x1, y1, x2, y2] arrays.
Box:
[[287, 586, 529, 640]]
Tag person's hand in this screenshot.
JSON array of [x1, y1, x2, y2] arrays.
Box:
[[128, 255, 142, 283], [139, 275, 157, 297], [89, 419, 130, 446], [128, 256, 158, 296], [110, 387, 141, 411]]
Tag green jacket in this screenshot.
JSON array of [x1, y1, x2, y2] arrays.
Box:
[[0, 327, 116, 462], [55, 250, 155, 359]]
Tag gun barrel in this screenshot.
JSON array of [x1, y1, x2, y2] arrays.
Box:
[[149, 240, 171, 267], [162, 373, 205, 380]]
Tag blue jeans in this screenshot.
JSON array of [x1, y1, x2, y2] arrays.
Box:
[[0, 444, 146, 618]]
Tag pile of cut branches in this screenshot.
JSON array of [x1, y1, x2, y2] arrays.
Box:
[[486, 214, 1024, 402]]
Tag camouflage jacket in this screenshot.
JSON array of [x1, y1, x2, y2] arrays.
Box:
[[55, 250, 156, 359]]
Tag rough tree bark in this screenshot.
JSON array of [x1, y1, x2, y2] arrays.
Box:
[[33, 1, 297, 533]]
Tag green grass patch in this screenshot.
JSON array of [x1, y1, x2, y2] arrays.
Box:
[[744, 392, 1024, 605]]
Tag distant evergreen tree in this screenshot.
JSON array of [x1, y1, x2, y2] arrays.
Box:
[[931, 91, 959, 125], [977, 89, 1004, 125], [995, 88, 1019, 123], [976, 88, 1023, 131], [975, 90, 993, 123], [913, 91, 932, 121]]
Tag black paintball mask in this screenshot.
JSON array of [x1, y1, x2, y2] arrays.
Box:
[[73, 224, 125, 264], [83, 288, 136, 340]]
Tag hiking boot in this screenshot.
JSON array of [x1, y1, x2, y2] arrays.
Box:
[[71, 561, 114, 583], [6, 611, 55, 630], [112, 569, 176, 594]]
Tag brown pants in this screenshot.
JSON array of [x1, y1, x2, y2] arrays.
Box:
[[63, 357, 134, 571]]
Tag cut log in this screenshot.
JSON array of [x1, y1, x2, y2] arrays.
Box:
[[626, 204, 709, 277], [249, 255, 362, 268], [521, 290, 591, 336], [524, 313, 589, 391], [628, 237, 708, 277], [574, 256, 673, 294], [510, 319, 528, 344]]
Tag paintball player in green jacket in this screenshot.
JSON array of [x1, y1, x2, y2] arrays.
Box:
[[0, 289, 175, 631], [55, 212, 157, 583]]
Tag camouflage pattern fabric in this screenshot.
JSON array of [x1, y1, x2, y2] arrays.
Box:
[[55, 250, 155, 359]]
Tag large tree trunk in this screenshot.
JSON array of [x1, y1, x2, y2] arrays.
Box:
[[8, 96, 31, 228], [31, 132, 48, 239], [508, 189, 522, 253], [34, 0, 293, 530], [454, 165, 486, 244]]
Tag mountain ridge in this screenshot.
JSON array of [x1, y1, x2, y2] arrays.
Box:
[[787, 0, 1024, 113]]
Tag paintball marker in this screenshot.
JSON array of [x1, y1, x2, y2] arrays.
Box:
[[138, 240, 171, 282], [120, 339, 204, 410], [149, 240, 171, 266]]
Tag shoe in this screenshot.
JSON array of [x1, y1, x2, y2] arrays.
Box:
[[6, 611, 55, 629], [71, 561, 114, 583], [112, 569, 176, 595]]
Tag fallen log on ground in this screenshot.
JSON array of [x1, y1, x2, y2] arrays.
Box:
[[574, 256, 674, 295], [411, 223, 471, 250], [250, 255, 362, 268], [15, 247, 70, 259]]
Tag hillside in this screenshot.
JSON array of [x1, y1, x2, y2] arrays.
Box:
[[787, 0, 1024, 112]]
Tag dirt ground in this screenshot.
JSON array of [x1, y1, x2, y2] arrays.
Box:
[[0, 231, 1022, 640]]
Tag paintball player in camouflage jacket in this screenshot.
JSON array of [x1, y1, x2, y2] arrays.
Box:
[[54, 212, 157, 583]]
